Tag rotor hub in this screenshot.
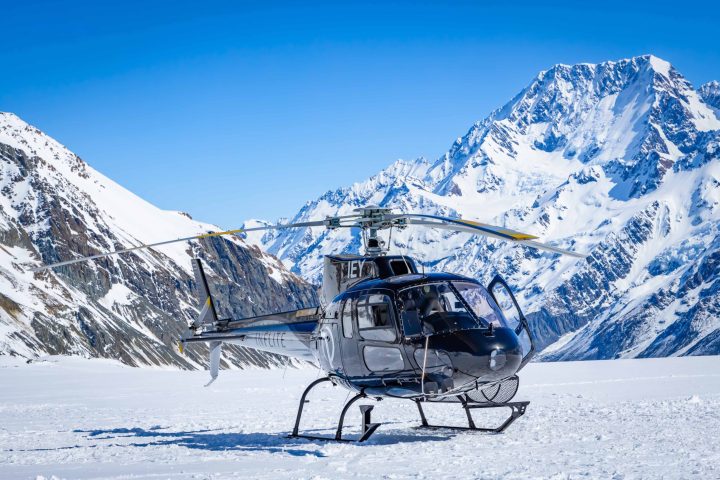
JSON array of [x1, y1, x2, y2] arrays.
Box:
[[353, 206, 397, 255]]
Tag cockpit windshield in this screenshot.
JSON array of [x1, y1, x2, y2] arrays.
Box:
[[452, 281, 508, 327], [398, 282, 507, 337]]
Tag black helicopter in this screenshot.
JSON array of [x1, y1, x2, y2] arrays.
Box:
[[33, 206, 586, 442]]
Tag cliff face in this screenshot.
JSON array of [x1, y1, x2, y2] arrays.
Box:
[[0, 113, 318, 368]]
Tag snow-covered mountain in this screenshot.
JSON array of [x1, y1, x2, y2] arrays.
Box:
[[0, 112, 317, 368], [249, 55, 720, 360]]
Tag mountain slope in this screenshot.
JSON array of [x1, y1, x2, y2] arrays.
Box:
[[0, 112, 317, 368], [249, 55, 720, 360]]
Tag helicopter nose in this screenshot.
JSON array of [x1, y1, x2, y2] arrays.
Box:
[[442, 327, 523, 384]]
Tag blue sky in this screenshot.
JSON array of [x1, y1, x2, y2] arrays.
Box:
[[2, 1, 719, 226]]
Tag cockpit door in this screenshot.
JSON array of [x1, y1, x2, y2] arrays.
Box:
[[487, 275, 535, 369], [338, 296, 364, 379], [355, 291, 407, 377]]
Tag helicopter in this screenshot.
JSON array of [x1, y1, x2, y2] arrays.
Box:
[[33, 206, 586, 442]]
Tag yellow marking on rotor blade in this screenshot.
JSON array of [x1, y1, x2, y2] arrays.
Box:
[[178, 341, 184, 354], [456, 219, 539, 240], [206, 297, 212, 306], [502, 232, 538, 240], [196, 228, 244, 239]]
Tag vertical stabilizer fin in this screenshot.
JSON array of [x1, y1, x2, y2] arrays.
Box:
[[191, 258, 218, 329], [189, 259, 224, 386]]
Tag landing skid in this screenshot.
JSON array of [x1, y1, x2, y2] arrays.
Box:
[[415, 395, 529, 434], [288, 377, 382, 443], [288, 378, 528, 443]]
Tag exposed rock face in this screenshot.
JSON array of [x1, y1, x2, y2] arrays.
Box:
[[0, 113, 318, 368], [247, 55, 720, 360], [700, 80, 720, 115]]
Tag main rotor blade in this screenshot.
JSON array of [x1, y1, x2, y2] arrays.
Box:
[[396, 213, 539, 241], [29, 219, 329, 272], [397, 214, 587, 258], [521, 240, 587, 258]]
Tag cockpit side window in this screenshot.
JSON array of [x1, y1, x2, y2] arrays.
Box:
[[341, 299, 353, 338], [389, 260, 410, 276], [355, 293, 396, 342]]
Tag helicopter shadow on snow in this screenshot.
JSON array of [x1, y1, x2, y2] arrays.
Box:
[[64, 424, 451, 456]]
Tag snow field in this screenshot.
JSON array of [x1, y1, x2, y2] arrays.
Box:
[[1, 355, 719, 479]]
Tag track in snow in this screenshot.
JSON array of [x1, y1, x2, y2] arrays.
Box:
[[1, 356, 719, 479]]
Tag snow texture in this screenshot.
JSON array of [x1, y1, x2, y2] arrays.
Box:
[[1, 355, 718, 479]]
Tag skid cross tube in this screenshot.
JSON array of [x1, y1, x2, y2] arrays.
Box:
[[289, 379, 382, 443], [415, 396, 529, 434]]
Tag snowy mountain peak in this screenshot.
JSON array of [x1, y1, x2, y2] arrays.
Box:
[[1, 111, 73, 159], [645, 53, 672, 75], [432, 54, 720, 200], [538, 54, 670, 80], [0, 111, 88, 177]]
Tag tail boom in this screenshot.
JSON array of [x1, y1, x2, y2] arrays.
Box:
[[182, 307, 322, 362]]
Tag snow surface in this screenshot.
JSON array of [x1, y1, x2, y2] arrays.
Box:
[[1, 355, 719, 479]]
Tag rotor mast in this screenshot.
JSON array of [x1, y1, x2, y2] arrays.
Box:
[[354, 206, 395, 256]]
